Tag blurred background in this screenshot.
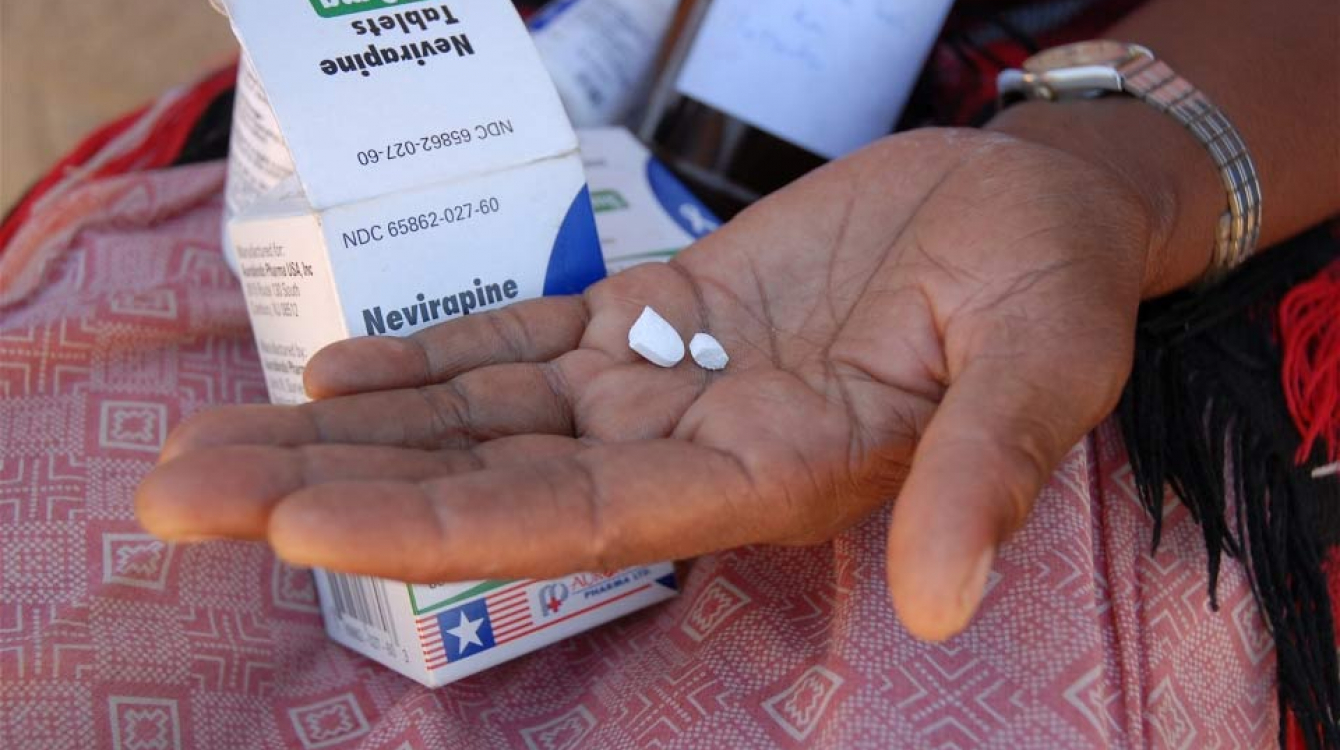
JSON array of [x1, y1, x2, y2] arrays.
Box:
[[0, 0, 238, 211]]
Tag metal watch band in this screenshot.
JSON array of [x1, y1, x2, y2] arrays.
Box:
[[1115, 55, 1263, 284]]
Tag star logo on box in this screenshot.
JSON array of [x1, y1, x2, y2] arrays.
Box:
[[435, 599, 496, 662], [308, 0, 430, 19]]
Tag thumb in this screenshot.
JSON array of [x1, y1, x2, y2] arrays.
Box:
[[886, 349, 1116, 642]]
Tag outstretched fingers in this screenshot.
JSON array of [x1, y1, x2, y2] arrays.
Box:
[[137, 436, 585, 541], [263, 441, 773, 583], [304, 296, 591, 398], [160, 361, 577, 463]]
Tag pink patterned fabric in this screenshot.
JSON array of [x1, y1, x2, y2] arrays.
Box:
[[0, 162, 1277, 749]]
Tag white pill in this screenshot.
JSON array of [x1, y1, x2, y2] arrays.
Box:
[[690, 333, 729, 371], [628, 306, 685, 368]]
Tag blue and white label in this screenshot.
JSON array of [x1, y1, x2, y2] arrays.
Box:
[[436, 599, 497, 662], [647, 158, 719, 240], [578, 127, 720, 274]]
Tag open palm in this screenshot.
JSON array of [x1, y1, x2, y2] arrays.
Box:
[[138, 129, 1155, 640]]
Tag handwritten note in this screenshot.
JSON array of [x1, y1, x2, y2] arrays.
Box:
[[676, 0, 953, 159]]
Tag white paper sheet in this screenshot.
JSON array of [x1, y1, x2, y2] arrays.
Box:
[[676, 0, 954, 159]]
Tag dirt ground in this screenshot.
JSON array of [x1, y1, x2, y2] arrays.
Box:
[[1, 1, 239, 211]]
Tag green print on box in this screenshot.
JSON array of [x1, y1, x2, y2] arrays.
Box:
[[309, 0, 430, 18], [591, 190, 630, 213]]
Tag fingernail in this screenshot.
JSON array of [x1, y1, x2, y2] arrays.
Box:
[[957, 546, 996, 621]]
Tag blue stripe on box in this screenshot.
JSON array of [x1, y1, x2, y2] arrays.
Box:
[[543, 185, 607, 296], [646, 157, 720, 240]]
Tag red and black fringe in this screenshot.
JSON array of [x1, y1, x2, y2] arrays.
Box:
[[1281, 258, 1340, 471], [1117, 227, 1340, 749]]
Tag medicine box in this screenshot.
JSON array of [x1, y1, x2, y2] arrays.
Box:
[[222, 0, 677, 686], [577, 127, 720, 273]]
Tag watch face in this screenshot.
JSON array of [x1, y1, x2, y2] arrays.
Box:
[[1024, 40, 1138, 73]]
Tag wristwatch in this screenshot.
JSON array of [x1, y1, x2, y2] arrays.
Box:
[[998, 40, 1262, 284]]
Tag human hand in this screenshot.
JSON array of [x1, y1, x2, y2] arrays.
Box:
[[138, 127, 1160, 640]]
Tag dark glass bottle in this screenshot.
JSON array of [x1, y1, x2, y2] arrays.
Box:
[[639, 0, 953, 218]]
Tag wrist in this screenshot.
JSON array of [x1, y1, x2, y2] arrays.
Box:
[[987, 98, 1221, 297]]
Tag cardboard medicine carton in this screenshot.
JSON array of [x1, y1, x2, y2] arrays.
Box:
[[221, 0, 677, 687], [577, 127, 721, 273]]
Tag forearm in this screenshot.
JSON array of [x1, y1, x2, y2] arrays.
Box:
[[987, 0, 1340, 297]]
